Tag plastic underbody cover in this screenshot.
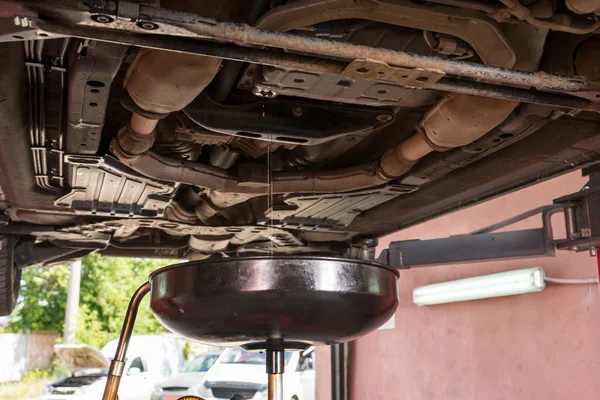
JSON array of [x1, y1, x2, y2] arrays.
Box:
[[261, 184, 417, 230], [55, 155, 177, 217]]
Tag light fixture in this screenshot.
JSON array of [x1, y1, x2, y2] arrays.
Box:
[[413, 267, 546, 306]]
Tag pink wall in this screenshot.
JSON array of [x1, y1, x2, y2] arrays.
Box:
[[316, 171, 600, 400]]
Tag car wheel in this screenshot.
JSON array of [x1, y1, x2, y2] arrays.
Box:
[[0, 235, 20, 316]]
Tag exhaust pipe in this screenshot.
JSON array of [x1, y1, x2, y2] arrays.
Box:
[[123, 49, 222, 139], [115, 49, 522, 197], [378, 95, 519, 179], [113, 94, 518, 195]]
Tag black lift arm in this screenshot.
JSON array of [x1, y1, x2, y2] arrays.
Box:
[[378, 174, 600, 269]]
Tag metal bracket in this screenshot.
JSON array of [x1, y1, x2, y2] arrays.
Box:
[[341, 59, 445, 88], [379, 175, 600, 269]]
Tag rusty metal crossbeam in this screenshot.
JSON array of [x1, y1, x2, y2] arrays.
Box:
[[2, 0, 600, 112]]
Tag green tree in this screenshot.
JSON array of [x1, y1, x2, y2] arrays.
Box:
[[9, 254, 177, 348], [9, 264, 70, 333]]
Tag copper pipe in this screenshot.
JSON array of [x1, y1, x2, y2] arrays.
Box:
[[266, 349, 285, 400], [268, 373, 284, 400], [102, 282, 151, 400]]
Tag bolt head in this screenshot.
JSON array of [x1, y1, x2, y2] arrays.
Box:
[[91, 14, 114, 24], [292, 107, 303, 117], [137, 21, 159, 30], [252, 87, 277, 98], [377, 114, 393, 124]]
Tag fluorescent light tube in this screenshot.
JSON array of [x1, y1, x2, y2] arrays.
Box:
[[413, 267, 546, 306]]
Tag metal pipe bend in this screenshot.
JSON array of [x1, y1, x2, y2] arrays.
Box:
[[111, 138, 391, 195]]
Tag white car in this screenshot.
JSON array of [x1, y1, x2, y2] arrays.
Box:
[[151, 352, 221, 400], [191, 347, 315, 400], [39, 335, 183, 400]]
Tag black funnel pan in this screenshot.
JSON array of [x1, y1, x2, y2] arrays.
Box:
[[102, 256, 399, 400], [149, 256, 399, 348]]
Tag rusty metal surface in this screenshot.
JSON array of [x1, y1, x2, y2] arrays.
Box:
[[341, 60, 445, 87], [12, 8, 594, 111], [431, 79, 598, 111], [177, 21, 584, 91], [255, 0, 516, 68], [239, 63, 441, 108], [34, 20, 349, 75], [13, 0, 595, 94]]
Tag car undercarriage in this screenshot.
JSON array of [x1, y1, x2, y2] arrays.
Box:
[[1, 0, 600, 315]]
